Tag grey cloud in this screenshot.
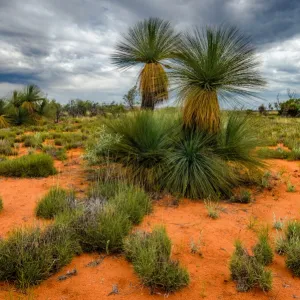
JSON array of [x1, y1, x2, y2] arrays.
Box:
[[0, 0, 300, 105]]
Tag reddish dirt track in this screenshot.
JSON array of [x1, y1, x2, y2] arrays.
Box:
[[0, 157, 300, 300]]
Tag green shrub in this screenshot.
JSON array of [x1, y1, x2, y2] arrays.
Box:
[[43, 145, 67, 161], [35, 187, 73, 219], [0, 196, 3, 212], [70, 203, 131, 253], [253, 229, 273, 266], [88, 180, 125, 200], [104, 112, 263, 198], [0, 224, 81, 289], [105, 111, 174, 188], [23, 133, 43, 149], [230, 189, 252, 203], [230, 240, 272, 292], [286, 238, 300, 276], [257, 147, 289, 159], [124, 226, 189, 293], [0, 139, 13, 155], [110, 185, 152, 224], [165, 131, 234, 199], [0, 154, 56, 177]]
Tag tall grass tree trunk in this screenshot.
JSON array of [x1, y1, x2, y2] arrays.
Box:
[[111, 18, 180, 110], [171, 26, 266, 133], [183, 90, 220, 133]]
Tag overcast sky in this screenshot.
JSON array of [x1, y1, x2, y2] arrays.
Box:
[[0, 0, 300, 108]]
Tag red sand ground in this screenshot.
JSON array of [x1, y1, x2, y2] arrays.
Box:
[[0, 156, 300, 300]]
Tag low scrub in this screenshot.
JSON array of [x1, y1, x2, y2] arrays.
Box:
[[0, 153, 56, 177], [110, 185, 152, 224], [230, 189, 252, 204], [0, 139, 13, 155], [35, 187, 74, 219], [0, 196, 3, 212], [124, 226, 189, 293], [274, 220, 300, 276], [0, 224, 81, 289], [253, 229, 273, 266], [102, 111, 263, 199], [230, 240, 272, 292], [43, 146, 67, 161]]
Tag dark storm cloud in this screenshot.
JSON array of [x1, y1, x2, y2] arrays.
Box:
[[0, 0, 300, 104]]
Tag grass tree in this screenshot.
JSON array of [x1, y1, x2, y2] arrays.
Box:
[[20, 84, 45, 114], [112, 17, 180, 110], [0, 99, 9, 128], [171, 26, 266, 133]]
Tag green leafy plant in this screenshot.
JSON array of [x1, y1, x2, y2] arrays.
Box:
[[253, 228, 273, 266], [230, 240, 272, 292], [204, 198, 220, 219], [230, 189, 252, 204], [0, 154, 56, 177], [124, 226, 189, 292], [35, 187, 74, 219], [0, 224, 81, 289]]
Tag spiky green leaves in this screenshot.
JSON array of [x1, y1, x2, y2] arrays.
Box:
[[171, 25, 266, 132], [111, 17, 180, 68]]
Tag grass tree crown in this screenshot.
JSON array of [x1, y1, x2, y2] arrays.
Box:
[[171, 25, 266, 132], [111, 17, 181, 109]]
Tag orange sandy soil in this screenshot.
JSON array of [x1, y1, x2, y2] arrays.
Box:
[[0, 158, 300, 299]]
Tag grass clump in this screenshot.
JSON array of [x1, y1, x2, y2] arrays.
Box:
[[124, 226, 189, 293], [272, 213, 284, 230], [0, 224, 81, 289], [35, 187, 74, 219], [230, 189, 252, 204], [253, 228, 273, 266], [286, 238, 300, 277], [43, 146, 67, 161], [67, 202, 131, 254], [0, 154, 56, 177], [286, 181, 296, 192], [110, 185, 152, 224], [204, 198, 220, 219], [0, 139, 13, 155], [230, 240, 272, 292]]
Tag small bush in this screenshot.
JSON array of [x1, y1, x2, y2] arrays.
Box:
[[70, 203, 131, 253], [35, 187, 73, 219], [253, 229, 273, 266], [286, 238, 300, 277], [124, 226, 189, 292], [110, 185, 152, 224], [0, 154, 56, 177], [257, 147, 289, 159], [23, 133, 43, 149], [230, 189, 252, 204], [230, 240, 272, 292], [43, 145, 67, 161], [0, 224, 81, 288], [0, 196, 3, 212], [204, 198, 219, 219], [286, 182, 296, 192], [272, 213, 284, 230], [88, 180, 125, 200], [0, 139, 13, 155]]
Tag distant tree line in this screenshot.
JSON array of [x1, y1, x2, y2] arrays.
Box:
[[257, 89, 300, 117], [0, 84, 138, 128]]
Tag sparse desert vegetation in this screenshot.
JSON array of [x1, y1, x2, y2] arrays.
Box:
[[0, 16, 300, 300]]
